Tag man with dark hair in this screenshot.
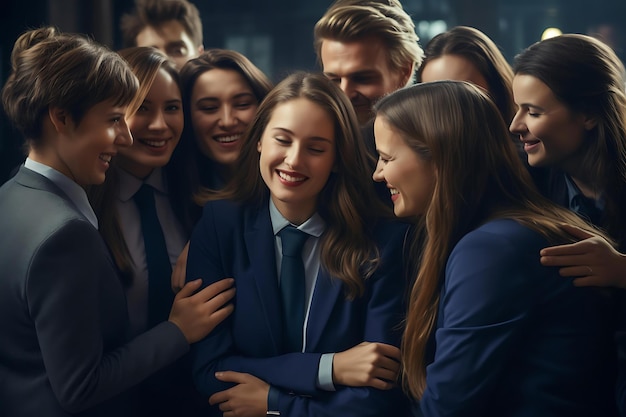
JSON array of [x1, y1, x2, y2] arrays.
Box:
[[120, 0, 204, 68]]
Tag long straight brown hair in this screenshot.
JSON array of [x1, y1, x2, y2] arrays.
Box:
[[374, 81, 611, 398]]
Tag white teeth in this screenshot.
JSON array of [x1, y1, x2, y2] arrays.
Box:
[[141, 139, 166, 147], [99, 154, 112, 163], [215, 134, 241, 143], [390, 189, 399, 195], [279, 171, 306, 182]]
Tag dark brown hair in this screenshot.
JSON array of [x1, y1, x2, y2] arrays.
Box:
[[120, 0, 203, 49], [2, 27, 139, 145], [207, 72, 389, 298]]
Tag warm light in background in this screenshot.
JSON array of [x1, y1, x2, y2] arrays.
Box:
[[541, 27, 563, 40]]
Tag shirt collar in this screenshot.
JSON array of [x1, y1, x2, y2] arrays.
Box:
[[117, 167, 167, 202], [24, 158, 98, 229], [563, 173, 605, 211], [268, 198, 325, 238]]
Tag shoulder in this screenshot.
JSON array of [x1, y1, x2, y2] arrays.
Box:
[[453, 218, 546, 254], [447, 219, 549, 278]]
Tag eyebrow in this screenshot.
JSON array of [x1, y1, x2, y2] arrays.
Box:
[[375, 149, 391, 157], [272, 127, 333, 143], [517, 102, 546, 111], [323, 70, 379, 78], [196, 92, 255, 103]]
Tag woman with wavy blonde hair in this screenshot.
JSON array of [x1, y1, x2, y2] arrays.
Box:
[[373, 80, 618, 416]]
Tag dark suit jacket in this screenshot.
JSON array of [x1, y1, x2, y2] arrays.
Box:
[[0, 167, 189, 417], [418, 219, 618, 417], [187, 197, 411, 416]]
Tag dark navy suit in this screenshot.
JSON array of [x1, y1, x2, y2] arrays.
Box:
[[417, 219, 618, 416], [187, 197, 411, 416]]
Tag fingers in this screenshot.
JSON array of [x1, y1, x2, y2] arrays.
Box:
[[370, 342, 401, 360], [207, 296, 235, 322], [209, 390, 227, 406], [170, 263, 186, 294], [540, 254, 587, 267], [174, 278, 202, 299], [554, 265, 593, 278], [573, 276, 607, 287], [540, 242, 588, 257], [559, 223, 595, 240], [171, 242, 190, 293], [194, 278, 235, 301], [215, 371, 249, 383]]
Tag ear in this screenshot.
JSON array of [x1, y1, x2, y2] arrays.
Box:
[[257, 140, 262, 153], [583, 115, 598, 131], [48, 107, 71, 134], [397, 62, 415, 88], [197, 44, 205, 55]]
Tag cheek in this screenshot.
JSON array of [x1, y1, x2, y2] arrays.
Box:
[[192, 113, 216, 132], [166, 115, 184, 136], [239, 108, 258, 125]]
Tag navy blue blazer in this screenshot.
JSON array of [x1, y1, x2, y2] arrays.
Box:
[[187, 197, 411, 416], [417, 219, 618, 417], [0, 167, 189, 417]]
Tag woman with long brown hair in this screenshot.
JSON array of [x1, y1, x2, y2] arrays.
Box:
[[373, 80, 618, 416]]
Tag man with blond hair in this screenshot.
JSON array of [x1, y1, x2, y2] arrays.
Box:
[[314, 0, 424, 125]]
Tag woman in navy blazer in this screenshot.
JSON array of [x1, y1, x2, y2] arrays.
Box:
[[372, 81, 618, 416], [186, 72, 412, 416], [0, 27, 234, 417]]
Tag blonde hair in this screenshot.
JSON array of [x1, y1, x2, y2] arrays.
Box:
[[314, 0, 424, 84]]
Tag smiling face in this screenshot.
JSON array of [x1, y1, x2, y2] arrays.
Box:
[[320, 36, 411, 125], [257, 97, 336, 225], [510, 74, 593, 172], [135, 20, 200, 69], [118, 67, 184, 179], [47, 100, 132, 186], [191, 68, 259, 169], [372, 116, 435, 217]]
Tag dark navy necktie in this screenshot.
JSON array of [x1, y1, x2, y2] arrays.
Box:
[[134, 184, 174, 327], [279, 226, 309, 352]]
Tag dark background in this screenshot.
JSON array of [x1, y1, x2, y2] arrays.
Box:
[[1, 0, 624, 184]]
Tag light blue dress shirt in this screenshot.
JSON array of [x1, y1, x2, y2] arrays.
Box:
[[268, 199, 336, 392]]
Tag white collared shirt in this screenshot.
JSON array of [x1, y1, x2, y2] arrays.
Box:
[[24, 158, 98, 229]]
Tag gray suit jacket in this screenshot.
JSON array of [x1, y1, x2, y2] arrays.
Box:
[[0, 167, 189, 416]]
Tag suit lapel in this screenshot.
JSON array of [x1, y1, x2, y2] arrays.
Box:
[[244, 203, 284, 352], [305, 268, 343, 351]]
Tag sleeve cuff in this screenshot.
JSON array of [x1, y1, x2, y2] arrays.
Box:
[[316, 352, 336, 391], [267, 385, 280, 415]]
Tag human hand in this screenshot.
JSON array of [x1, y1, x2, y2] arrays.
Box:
[[171, 241, 190, 293], [209, 371, 269, 417], [168, 278, 235, 343], [540, 224, 626, 288], [332, 341, 401, 390]]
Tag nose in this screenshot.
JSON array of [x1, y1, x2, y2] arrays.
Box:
[[509, 110, 525, 134], [339, 78, 358, 100], [284, 143, 302, 168], [116, 118, 133, 147], [372, 157, 384, 182], [148, 109, 168, 131], [218, 105, 237, 129]]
